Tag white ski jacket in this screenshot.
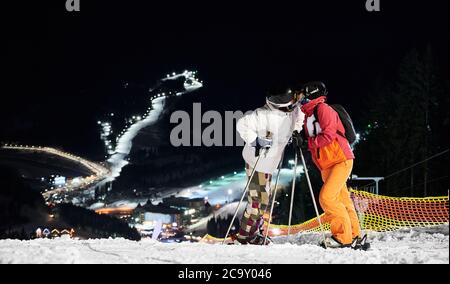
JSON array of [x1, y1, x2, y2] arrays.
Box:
[[237, 104, 305, 174]]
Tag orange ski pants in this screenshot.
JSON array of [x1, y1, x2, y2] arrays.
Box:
[[319, 159, 361, 245]]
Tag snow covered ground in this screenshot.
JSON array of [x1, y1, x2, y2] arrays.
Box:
[[0, 225, 447, 264]]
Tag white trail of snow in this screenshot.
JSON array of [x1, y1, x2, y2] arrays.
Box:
[[105, 71, 203, 182], [107, 97, 166, 180]]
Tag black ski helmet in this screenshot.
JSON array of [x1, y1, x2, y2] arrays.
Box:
[[300, 81, 328, 100], [266, 88, 300, 113]]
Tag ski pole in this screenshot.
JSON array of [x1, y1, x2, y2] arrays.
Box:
[[298, 147, 327, 248], [287, 151, 298, 239], [222, 151, 264, 245], [263, 150, 286, 245]]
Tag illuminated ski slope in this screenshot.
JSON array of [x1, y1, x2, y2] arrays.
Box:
[[176, 167, 304, 205], [102, 71, 203, 181]]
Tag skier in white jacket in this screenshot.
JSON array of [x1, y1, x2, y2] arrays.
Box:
[[234, 89, 305, 244]]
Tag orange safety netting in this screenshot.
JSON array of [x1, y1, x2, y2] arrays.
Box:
[[201, 190, 449, 243]]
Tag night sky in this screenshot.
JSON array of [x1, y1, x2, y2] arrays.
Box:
[[3, 1, 449, 158]]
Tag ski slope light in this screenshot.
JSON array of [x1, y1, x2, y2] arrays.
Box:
[[271, 228, 281, 236]]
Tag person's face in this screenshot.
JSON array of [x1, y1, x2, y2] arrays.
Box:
[[297, 92, 305, 101], [298, 91, 311, 106], [292, 91, 303, 103]]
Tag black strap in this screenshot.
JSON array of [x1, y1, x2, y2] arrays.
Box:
[[313, 104, 346, 139]]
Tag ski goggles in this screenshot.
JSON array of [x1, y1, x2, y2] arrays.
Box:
[[277, 99, 301, 112], [272, 95, 301, 113]]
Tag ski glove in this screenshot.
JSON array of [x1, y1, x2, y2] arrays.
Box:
[[251, 137, 272, 157], [251, 137, 273, 149], [292, 130, 308, 150]]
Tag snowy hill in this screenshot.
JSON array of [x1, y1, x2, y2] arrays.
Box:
[[0, 225, 448, 264]]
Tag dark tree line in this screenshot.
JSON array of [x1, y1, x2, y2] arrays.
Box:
[[56, 203, 141, 241], [0, 228, 30, 240], [206, 215, 239, 238], [354, 46, 449, 197], [113, 149, 241, 195], [0, 166, 48, 233]]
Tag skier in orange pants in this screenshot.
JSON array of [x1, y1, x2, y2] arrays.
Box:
[[295, 82, 367, 249], [319, 160, 361, 245]]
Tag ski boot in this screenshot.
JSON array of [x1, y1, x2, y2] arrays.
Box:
[[248, 232, 273, 246], [229, 233, 249, 245], [353, 234, 370, 251], [320, 236, 358, 249]]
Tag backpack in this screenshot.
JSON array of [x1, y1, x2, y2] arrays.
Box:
[[314, 104, 357, 146]]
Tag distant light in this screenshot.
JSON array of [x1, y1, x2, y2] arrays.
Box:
[[228, 189, 233, 195], [209, 181, 213, 184], [234, 172, 237, 175], [271, 228, 281, 236], [204, 196, 209, 201], [221, 176, 225, 179]]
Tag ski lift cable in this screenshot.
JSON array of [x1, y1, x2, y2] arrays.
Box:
[[358, 149, 449, 189]]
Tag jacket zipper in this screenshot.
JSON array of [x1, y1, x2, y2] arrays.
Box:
[[317, 148, 320, 159]]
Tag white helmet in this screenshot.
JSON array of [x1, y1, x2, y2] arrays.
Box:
[[266, 89, 301, 112]]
